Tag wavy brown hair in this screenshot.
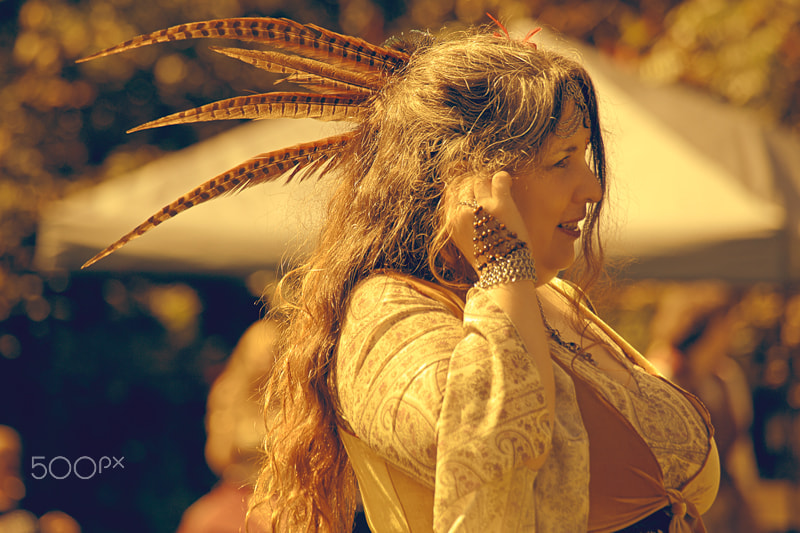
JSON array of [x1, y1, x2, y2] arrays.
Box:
[[250, 27, 609, 531]]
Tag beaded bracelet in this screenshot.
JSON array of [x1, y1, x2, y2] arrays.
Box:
[[475, 247, 537, 289]]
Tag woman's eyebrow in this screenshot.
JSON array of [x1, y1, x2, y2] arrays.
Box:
[[552, 145, 580, 156]]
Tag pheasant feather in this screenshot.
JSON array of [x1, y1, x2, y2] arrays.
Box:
[[81, 132, 355, 269], [127, 92, 367, 132], [78, 17, 409, 75], [210, 47, 378, 94], [78, 17, 407, 268]]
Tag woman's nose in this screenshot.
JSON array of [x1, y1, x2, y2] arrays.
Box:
[[577, 160, 603, 204]]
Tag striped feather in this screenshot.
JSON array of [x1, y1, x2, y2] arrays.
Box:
[[127, 92, 367, 132], [274, 73, 368, 95], [210, 46, 378, 94], [78, 17, 409, 75], [81, 132, 355, 269]]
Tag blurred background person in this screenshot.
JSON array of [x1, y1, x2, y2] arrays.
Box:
[[177, 320, 277, 533], [177, 316, 372, 532]]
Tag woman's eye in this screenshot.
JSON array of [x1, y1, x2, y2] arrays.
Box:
[[554, 157, 570, 168]]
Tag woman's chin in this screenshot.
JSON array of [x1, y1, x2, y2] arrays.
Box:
[[537, 251, 576, 280]]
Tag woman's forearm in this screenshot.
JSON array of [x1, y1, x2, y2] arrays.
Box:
[[481, 281, 555, 427]]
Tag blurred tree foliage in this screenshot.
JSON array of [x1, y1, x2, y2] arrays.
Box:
[[1, 0, 798, 313]]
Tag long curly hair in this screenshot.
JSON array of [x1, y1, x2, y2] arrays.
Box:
[[251, 27, 609, 531]]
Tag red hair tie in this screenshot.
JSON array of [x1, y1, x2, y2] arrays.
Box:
[[486, 13, 541, 48]]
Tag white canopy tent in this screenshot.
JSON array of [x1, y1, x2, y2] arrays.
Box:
[[35, 118, 343, 277], [34, 29, 797, 281], [585, 54, 793, 280], [569, 36, 798, 281]]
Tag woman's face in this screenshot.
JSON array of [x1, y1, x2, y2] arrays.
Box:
[[511, 116, 603, 283]]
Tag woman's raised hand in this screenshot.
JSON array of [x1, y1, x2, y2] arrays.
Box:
[[453, 171, 532, 273]]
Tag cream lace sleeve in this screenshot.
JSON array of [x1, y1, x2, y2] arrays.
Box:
[[336, 275, 552, 532]]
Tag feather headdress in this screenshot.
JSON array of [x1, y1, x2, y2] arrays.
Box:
[[78, 18, 412, 269]]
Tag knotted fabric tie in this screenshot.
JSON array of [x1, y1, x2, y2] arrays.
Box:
[[666, 489, 706, 533]]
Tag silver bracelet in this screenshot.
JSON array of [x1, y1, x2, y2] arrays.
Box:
[[475, 247, 537, 289]]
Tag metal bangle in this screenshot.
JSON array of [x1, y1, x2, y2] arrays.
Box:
[[474, 247, 537, 289]]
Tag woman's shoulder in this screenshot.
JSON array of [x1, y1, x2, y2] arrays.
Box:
[[351, 271, 466, 319], [353, 271, 413, 294], [548, 277, 597, 314], [348, 272, 425, 309]]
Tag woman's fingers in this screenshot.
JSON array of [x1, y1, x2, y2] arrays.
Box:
[[473, 172, 493, 204], [473, 171, 530, 245], [473, 171, 516, 211], [490, 171, 514, 202], [450, 196, 479, 269]]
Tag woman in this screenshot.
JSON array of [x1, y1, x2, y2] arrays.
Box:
[[78, 16, 719, 533], [253, 27, 719, 533]]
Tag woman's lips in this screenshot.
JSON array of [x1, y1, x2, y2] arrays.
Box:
[[558, 221, 581, 238]]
